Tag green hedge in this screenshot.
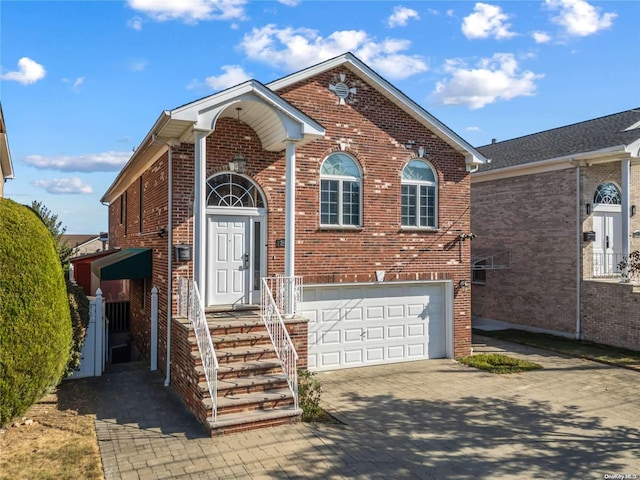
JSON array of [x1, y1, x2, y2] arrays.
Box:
[[0, 199, 72, 426]]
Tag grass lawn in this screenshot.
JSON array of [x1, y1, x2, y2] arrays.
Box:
[[475, 328, 640, 372], [458, 353, 543, 374], [0, 379, 104, 480]]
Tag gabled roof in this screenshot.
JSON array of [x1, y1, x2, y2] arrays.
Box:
[[268, 52, 486, 168], [62, 234, 101, 248], [0, 102, 15, 181], [477, 108, 640, 172], [102, 52, 486, 204]]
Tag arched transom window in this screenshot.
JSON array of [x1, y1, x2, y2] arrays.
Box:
[[593, 182, 621, 205], [320, 153, 362, 226], [401, 159, 437, 228], [206, 173, 265, 208]]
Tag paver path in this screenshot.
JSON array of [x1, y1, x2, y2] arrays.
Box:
[[93, 336, 640, 479]]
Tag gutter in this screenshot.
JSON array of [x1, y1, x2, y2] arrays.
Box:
[[575, 165, 582, 339]]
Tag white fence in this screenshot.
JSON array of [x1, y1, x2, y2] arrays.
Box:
[[69, 289, 106, 379]]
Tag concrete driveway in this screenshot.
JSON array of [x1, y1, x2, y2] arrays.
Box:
[[94, 336, 640, 479]]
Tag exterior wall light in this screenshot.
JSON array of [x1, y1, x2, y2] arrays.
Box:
[[631, 205, 637, 217], [229, 153, 247, 174], [585, 203, 591, 215], [458, 279, 469, 291]]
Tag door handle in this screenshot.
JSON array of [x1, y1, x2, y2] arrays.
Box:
[[606, 235, 609, 249], [243, 253, 249, 269]]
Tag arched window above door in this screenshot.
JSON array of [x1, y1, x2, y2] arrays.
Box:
[[206, 173, 265, 208], [593, 182, 621, 205]]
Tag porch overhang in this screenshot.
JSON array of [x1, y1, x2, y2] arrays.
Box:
[[91, 248, 152, 281]]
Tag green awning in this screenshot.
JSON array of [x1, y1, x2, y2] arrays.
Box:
[[91, 248, 152, 281]]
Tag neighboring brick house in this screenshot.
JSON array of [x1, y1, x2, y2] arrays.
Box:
[[472, 109, 640, 351], [0, 102, 15, 197], [98, 53, 485, 433]]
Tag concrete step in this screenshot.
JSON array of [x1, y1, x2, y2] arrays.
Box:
[[207, 407, 302, 436], [196, 359, 283, 381], [215, 345, 277, 364], [206, 315, 266, 336], [198, 373, 289, 397], [212, 332, 272, 349], [204, 388, 294, 415]]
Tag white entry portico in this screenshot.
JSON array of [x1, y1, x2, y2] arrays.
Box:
[[169, 81, 325, 309]]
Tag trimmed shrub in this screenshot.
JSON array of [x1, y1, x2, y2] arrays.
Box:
[[0, 199, 72, 426], [64, 279, 90, 378]]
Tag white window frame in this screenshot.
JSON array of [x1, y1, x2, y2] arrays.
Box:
[[401, 159, 438, 229], [319, 153, 362, 228]]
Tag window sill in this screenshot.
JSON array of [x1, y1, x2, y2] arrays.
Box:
[[319, 225, 363, 232], [399, 227, 439, 232]]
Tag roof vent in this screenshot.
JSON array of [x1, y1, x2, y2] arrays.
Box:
[[491, 138, 497, 144]]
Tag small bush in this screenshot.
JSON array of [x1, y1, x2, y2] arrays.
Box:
[[0, 199, 72, 426], [298, 369, 323, 421], [458, 353, 543, 374]]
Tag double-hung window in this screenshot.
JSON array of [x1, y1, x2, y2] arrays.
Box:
[[320, 153, 361, 227], [401, 159, 437, 228]]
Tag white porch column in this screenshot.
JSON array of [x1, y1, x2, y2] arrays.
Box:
[[194, 129, 208, 300], [285, 141, 297, 278], [621, 157, 631, 279], [284, 141, 297, 315]]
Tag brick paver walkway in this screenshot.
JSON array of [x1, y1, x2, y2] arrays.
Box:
[[93, 336, 640, 479]]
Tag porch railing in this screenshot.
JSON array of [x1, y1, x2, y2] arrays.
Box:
[[261, 277, 301, 410], [262, 275, 303, 316], [177, 277, 219, 422], [592, 253, 624, 278]]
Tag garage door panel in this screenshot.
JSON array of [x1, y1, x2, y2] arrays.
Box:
[[304, 282, 448, 371], [344, 349, 363, 365], [366, 326, 384, 340], [387, 324, 405, 338], [407, 323, 424, 337], [344, 328, 364, 342], [321, 330, 340, 345]]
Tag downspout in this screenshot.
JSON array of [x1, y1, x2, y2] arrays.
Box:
[[152, 134, 174, 387], [165, 144, 173, 386], [575, 164, 582, 340]]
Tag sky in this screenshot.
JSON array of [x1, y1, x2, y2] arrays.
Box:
[[1, 0, 638, 234]]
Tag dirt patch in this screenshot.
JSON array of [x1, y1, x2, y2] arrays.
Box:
[[0, 380, 103, 480]]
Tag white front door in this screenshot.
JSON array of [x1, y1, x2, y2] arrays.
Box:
[[208, 216, 249, 305], [593, 206, 622, 276]]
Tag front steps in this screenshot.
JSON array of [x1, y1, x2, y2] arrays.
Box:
[[190, 309, 302, 436]]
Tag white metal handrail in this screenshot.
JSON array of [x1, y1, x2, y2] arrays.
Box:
[[177, 277, 219, 422], [261, 277, 300, 410], [592, 252, 624, 278]]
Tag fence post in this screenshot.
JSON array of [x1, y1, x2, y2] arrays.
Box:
[[94, 288, 104, 377], [151, 286, 158, 371]]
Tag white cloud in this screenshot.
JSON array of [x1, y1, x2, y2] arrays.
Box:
[[129, 59, 149, 72], [466, 126, 482, 132], [388, 6, 420, 28], [23, 151, 131, 172], [127, 0, 246, 23], [0, 57, 46, 85], [462, 3, 516, 40], [33, 177, 93, 195], [277, 0, 300, 6], [190, 65, 252, 91], [128, 16, 143, 30], [532, 31, 552, 43], [238, 25, 427, 80], [62, 76, 85, 91], [546, 0, 616, 37], [431, 53, 544, 109]]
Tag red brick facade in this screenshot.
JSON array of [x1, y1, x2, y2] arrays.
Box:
[[472, 162, 640, 351], [107, 64, 474, 392]]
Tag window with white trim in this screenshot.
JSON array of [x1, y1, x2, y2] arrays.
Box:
[[320, 153, 361, 226], [401, 159, 437, 228]]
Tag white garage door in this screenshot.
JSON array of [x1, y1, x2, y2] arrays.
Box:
[[302, 282, 450, 371]]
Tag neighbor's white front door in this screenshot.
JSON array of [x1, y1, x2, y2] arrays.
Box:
[[207, 215, 249, 305], [592, 206, 622, 276]]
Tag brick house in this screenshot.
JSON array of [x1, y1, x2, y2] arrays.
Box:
[[472, 109, 640, 351], [99, 53, 485, 434]]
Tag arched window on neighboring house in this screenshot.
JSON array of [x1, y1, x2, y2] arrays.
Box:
[[401, 159, 438, 228], [593, 182, 621, 205], [319, 153, 362, 227]]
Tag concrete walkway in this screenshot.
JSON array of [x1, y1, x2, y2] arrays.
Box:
[[93, 337, 640, 479]]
